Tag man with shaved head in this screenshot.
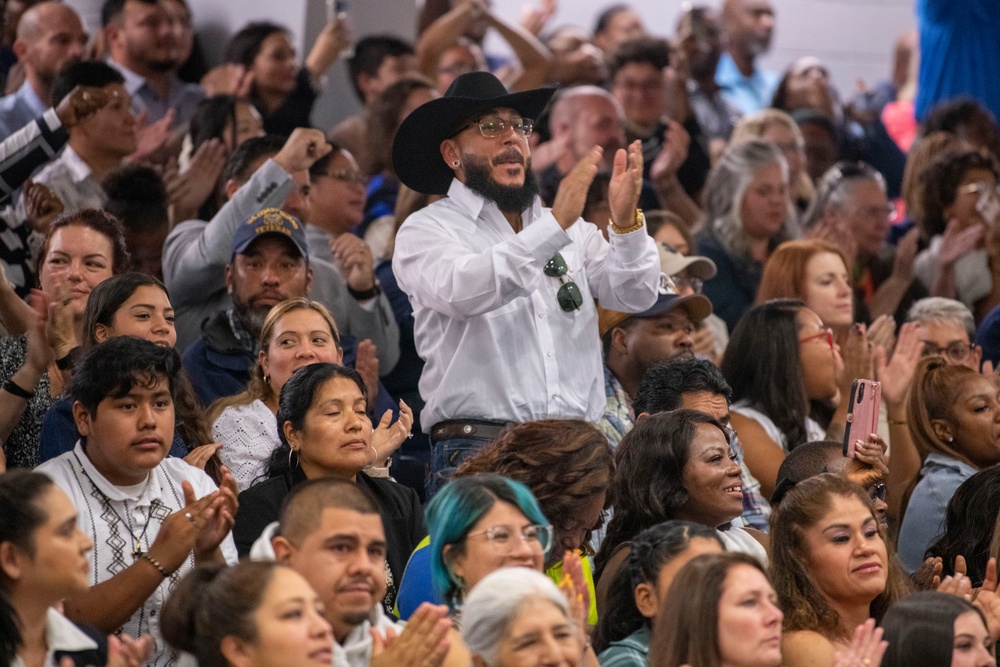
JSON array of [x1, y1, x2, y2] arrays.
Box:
[[0, 1, 87, 136]]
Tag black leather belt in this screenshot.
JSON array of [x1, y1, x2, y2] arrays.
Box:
[[430, 419, 513, 444]]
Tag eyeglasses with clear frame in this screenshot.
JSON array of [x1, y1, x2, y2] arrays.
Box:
[[799, 328, 835, 350], [456, 115, 534, 139], [325, 169, 367, 187], [464, 523, 554, 557], [670, 274, 704, 294]]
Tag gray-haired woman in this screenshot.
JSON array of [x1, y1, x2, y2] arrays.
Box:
[[696, 139, 800, 330], [462, 567, 585, 667]]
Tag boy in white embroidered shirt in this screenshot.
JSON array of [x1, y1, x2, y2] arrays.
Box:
[[36, 336, 239, 667]]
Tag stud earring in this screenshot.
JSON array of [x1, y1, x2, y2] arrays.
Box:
[[452, 160, 460, 167]]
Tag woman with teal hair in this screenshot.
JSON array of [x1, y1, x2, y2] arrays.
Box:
[[427, 473, 552, 611]]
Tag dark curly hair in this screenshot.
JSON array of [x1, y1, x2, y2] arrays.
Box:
[[919, 148, 1000, 239], [456, 419, 614, 557]]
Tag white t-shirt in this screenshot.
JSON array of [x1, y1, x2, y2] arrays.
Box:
[[36, 442, 238, 667]]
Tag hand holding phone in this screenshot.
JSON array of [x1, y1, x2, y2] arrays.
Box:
[[843, 379, 881, 458]]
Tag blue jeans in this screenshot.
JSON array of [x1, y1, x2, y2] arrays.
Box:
[[426, 435, 494, 499]]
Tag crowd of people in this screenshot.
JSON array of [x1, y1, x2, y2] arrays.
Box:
[[0, 0, 999, 666]]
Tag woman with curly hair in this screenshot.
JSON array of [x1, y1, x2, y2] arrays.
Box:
[[395, 419, 613, 625], [770, 474, 910, 666]]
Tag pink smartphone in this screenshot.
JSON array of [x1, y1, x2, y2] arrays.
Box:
[[843, 379, 881, 457]]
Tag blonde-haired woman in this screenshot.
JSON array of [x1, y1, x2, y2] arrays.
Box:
[[209, 297, 387, 490]]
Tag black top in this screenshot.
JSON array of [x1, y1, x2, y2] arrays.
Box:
[[233, 466, 426, 612]]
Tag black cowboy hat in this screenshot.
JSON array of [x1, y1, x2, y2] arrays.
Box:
[[391, 71, 556, 195]]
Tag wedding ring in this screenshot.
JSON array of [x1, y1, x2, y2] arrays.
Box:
[[184, 511, 195, 523], [407, 432, 414, 439]]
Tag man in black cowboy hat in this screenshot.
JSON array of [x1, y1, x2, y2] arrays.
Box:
[[391, 71, 661, 496]]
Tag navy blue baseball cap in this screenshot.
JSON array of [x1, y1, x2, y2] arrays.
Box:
[[232, 208, 309, 259]]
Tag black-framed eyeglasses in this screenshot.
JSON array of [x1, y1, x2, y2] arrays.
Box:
[[920, 341, 976, 364], [868, 483, 886, 502], [455, 115, 534, 139], [544, 252, 583, 312], [465, 523, 554, 557]]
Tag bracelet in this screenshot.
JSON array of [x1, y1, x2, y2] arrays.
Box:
[[3, 378, 34, 399], [609, 208, 645, 235], [141, 553, 170, 578], [55, 346, 80, 371], [348, 279, 381, 301]]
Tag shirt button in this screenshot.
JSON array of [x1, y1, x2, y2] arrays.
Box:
[[546, 352, 553, 357]]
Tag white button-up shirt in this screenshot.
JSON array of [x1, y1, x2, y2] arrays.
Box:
[[394, 178, 660, 430], [36, 442, 238, 667]]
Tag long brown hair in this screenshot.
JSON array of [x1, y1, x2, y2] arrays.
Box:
[[648, 552, 770, 667], [770, 474, 911, 638], [456, 419, 614, 556]]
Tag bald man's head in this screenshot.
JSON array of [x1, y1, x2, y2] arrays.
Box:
[[721, 0, 774, 59], [14, 2, 86, 99], [550, 86, 625, 170]]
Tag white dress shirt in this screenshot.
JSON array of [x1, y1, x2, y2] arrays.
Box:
[[36, 442, 238, 667], [394, 178, 660, 431]]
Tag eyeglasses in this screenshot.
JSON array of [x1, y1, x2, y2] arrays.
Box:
[[959, 181, 1000, 198], [457, 115, 534, 139], [868, 483, 886, 502], [723, 424, 738, 446], [465, 524, 554, 557], [544, 252, 584, 312], [921, 341, 976, 363], [799, 327, 835, 350], [325, 169, 367, 187], [670, 274, 703, 294]]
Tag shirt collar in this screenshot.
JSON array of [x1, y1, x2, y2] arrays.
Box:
[[17, 80, 48, 116], [446, 177, 543, 225], [716, 52, 758, 85], [106, 58, 146, 97], [46, 608, 99, 653], [925, 452, 978, 476], [226, 306, 259, 354], [72, 440, 160, 504], [60, 145, 94, 184]]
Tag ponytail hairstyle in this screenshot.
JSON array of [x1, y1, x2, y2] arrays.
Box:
[[161, 562, 285, 667]]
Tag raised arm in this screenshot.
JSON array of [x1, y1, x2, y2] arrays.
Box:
[[483, 9, 552, 92]]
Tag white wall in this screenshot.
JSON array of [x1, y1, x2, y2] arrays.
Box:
[[180, 0, 914, 131], [485, 0, 916, 97]]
